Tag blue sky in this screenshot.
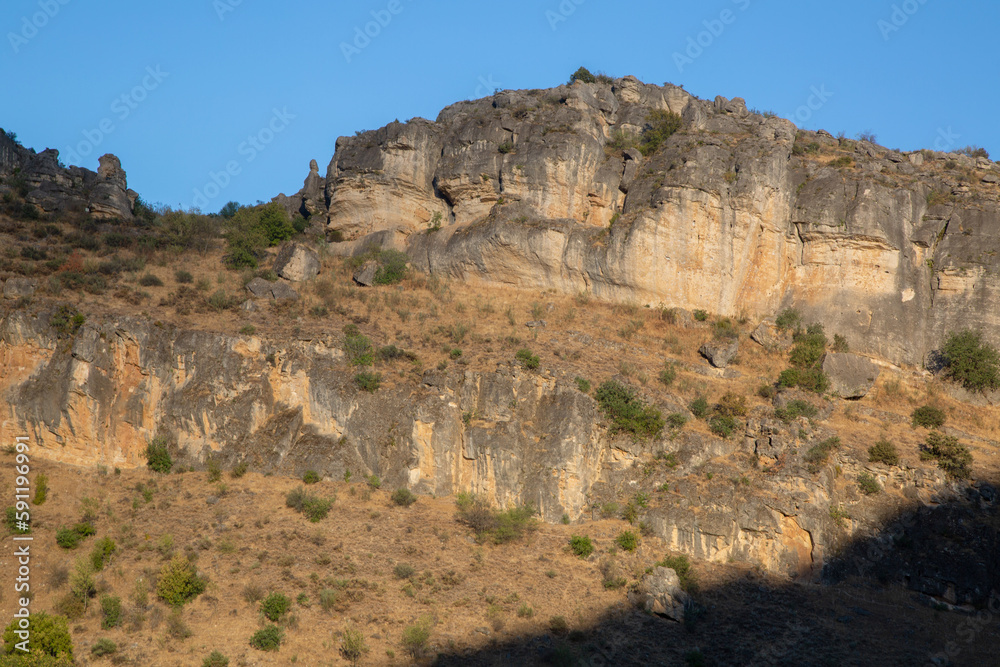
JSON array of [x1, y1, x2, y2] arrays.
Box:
[[2, 0, 997, 212]]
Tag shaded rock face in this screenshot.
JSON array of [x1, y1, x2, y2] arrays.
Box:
[[0, 311, 968, 590], [0, 134, 134, 221], [822, 353, 880, 398], [273, 243, 319, 282], [627, 567, 688, 621], [286, 76, 1000, 367]]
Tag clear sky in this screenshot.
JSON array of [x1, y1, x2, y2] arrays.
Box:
[[2, 0, 997, 212]]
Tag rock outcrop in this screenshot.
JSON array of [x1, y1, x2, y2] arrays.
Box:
[[273, 243, 320, 282], [0, 130, 135, 221], [822, 353, 880, 399], [628, 567, 689, 621], [277, 77, 1000, 368]]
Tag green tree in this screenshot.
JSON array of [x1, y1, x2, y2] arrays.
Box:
[[2, 613, 73, 660], [942, 329, 1000, 393], [569, 66, 596, 84]]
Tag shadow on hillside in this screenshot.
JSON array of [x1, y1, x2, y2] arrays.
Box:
[[430, 482, 999, 667]]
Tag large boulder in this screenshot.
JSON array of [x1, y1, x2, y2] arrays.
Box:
[[245, 277, 298, 300], [822, 353, 880, 399], [353, 260, 378, 287], [273, 243, 320, 282], [88, 154, 134, 220], [627, 566, 689, 621], [3, 277, 36, 299], [698, 338, 739, 368]]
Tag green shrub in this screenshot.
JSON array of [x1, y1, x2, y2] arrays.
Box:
[[393, 563, 416, 579], [804, 437, 841, 473], [667, 412, 688, 429], [455, 493, 537, 544], [156, 555, 207, 607], [656, 554, 694, 591], [657, 362, 677, 386], [574, 377, 591, 393], [515, 348, 540, 370], [868, 439, 899, 466], [99, 595, 122, 629], [373, 249, 409, 285], [91, 638, 117, 657], [942, 329, 1000, 393], [49, 305, 85, 338], [688, 396, 709, 419], [920, 431, 973, 479], [716, 392, 747, 417], [354, 371, 381, 392], [616, 530, 639, 552], [319, 588, 337, 612], [790, 325, 827, 367], [89, 537, 116, 571], [259, 592, 291, 622], [570, 535, 594, 558], [56, 527, 81, 550], [366, 474, 381, 490], [832, 334, 849, 352], [692, 309, 708, 322], [2, 613, 73, 660], [138, 273, 163, 287], [401, 619, 431, 657], [639, 109, 683, 156], [774, 399, 818, 423], [709, 415, 737, 439], [343, 328, 375, 367], [340, 627, 368, 666], [712, 318, 738, 340], [912, 405, 946, 429], [285, 487, 333, 522], [569, 66, 596, 84], [145, 437, 173, 474], [231, 461, 249, 478], [33, 473, 48, 505], [249, 625, 283, 651], [302, 470, 320, 484], [175, 270, 194, 284], [775, 308, 801, 332], [548, 615, 570, 634], [4, 506, 28, 535], [594, 380, 665, 439], [202, 650, 230, 667], [391, 488, 417, 507], [857, 472, 880, 495]]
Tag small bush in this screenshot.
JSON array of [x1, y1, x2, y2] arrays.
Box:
[[920, 431, 973, 479], [569, 66, 596, 84], [249, 625, 283, 652], [302, 470, 320, 484], [688, 396, 709, 419], [574, 376, 591, 393], [92, 638, 118, 657], [942, 329, 1000, 393], [259, 592, 291, 622], [775, 308, 801, 331], [774, 399, 818, 423], [391, 488, 417, 507], [616, 530, 639, 552], [175, 270, 194, 284], [716, 392, 747, 417], [202, 650, 230, 667], [569, 535, 594, 558], [285, 487, 333, 522], [832, 333, 849, 352], [145, 437, 172, 474], [857, 472, 880, 495], [548, 615, 570, 635], [455, 493, 537, 544], [594, 380, 665, 439], [99, 594, 122, 629], [138, 273, 163, 287], [515, 348, 540, 370], [354, 371, 381, 392], [402, 619, 431, 657], [56, 527, 82, 550], [393, 563, 416, 580], [49, 305, 85, 338], [90, 537, 116, 571], [366, 474, 381, 490], [868, 439, 900, 466], [658, 362, 677, 386], [340, 627, 368, 666], [373, 249, 409, 285], [230, 461, 249, 478], [156, 555, 207, 607], [692, 309, 708, 322], [640, 109, 683, 156], [33, 473, 48, 505], [912, 405, 946, 429], [804, 436, 841, 473], [666, 412, 688, 429], [709, 415, 737, 439]]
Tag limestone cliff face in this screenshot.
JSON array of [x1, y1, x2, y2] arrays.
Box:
[[0, 308, 962, 586], [278, 77, 1000, 368]]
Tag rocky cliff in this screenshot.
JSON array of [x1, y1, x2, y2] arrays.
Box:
[[3, 305, 986, 602], [0, 129, 136, 221], [277, 76, 1000, 369]]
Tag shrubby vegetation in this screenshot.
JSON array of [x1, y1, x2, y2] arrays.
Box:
[[224, 203, 297, 269], [868, 439, 899, 466], [911, 405, 946, 429], [2, 613, 73, 662], [941, 329, 1000, 393], [594, 380, 665, 439], [156, 555, 207, 606], [778, 323, 830, 393], [145, 436, 173, 473], [455, 492, 537, 544], [285, 487, 334, 522], [920, 431, 972, 478]]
